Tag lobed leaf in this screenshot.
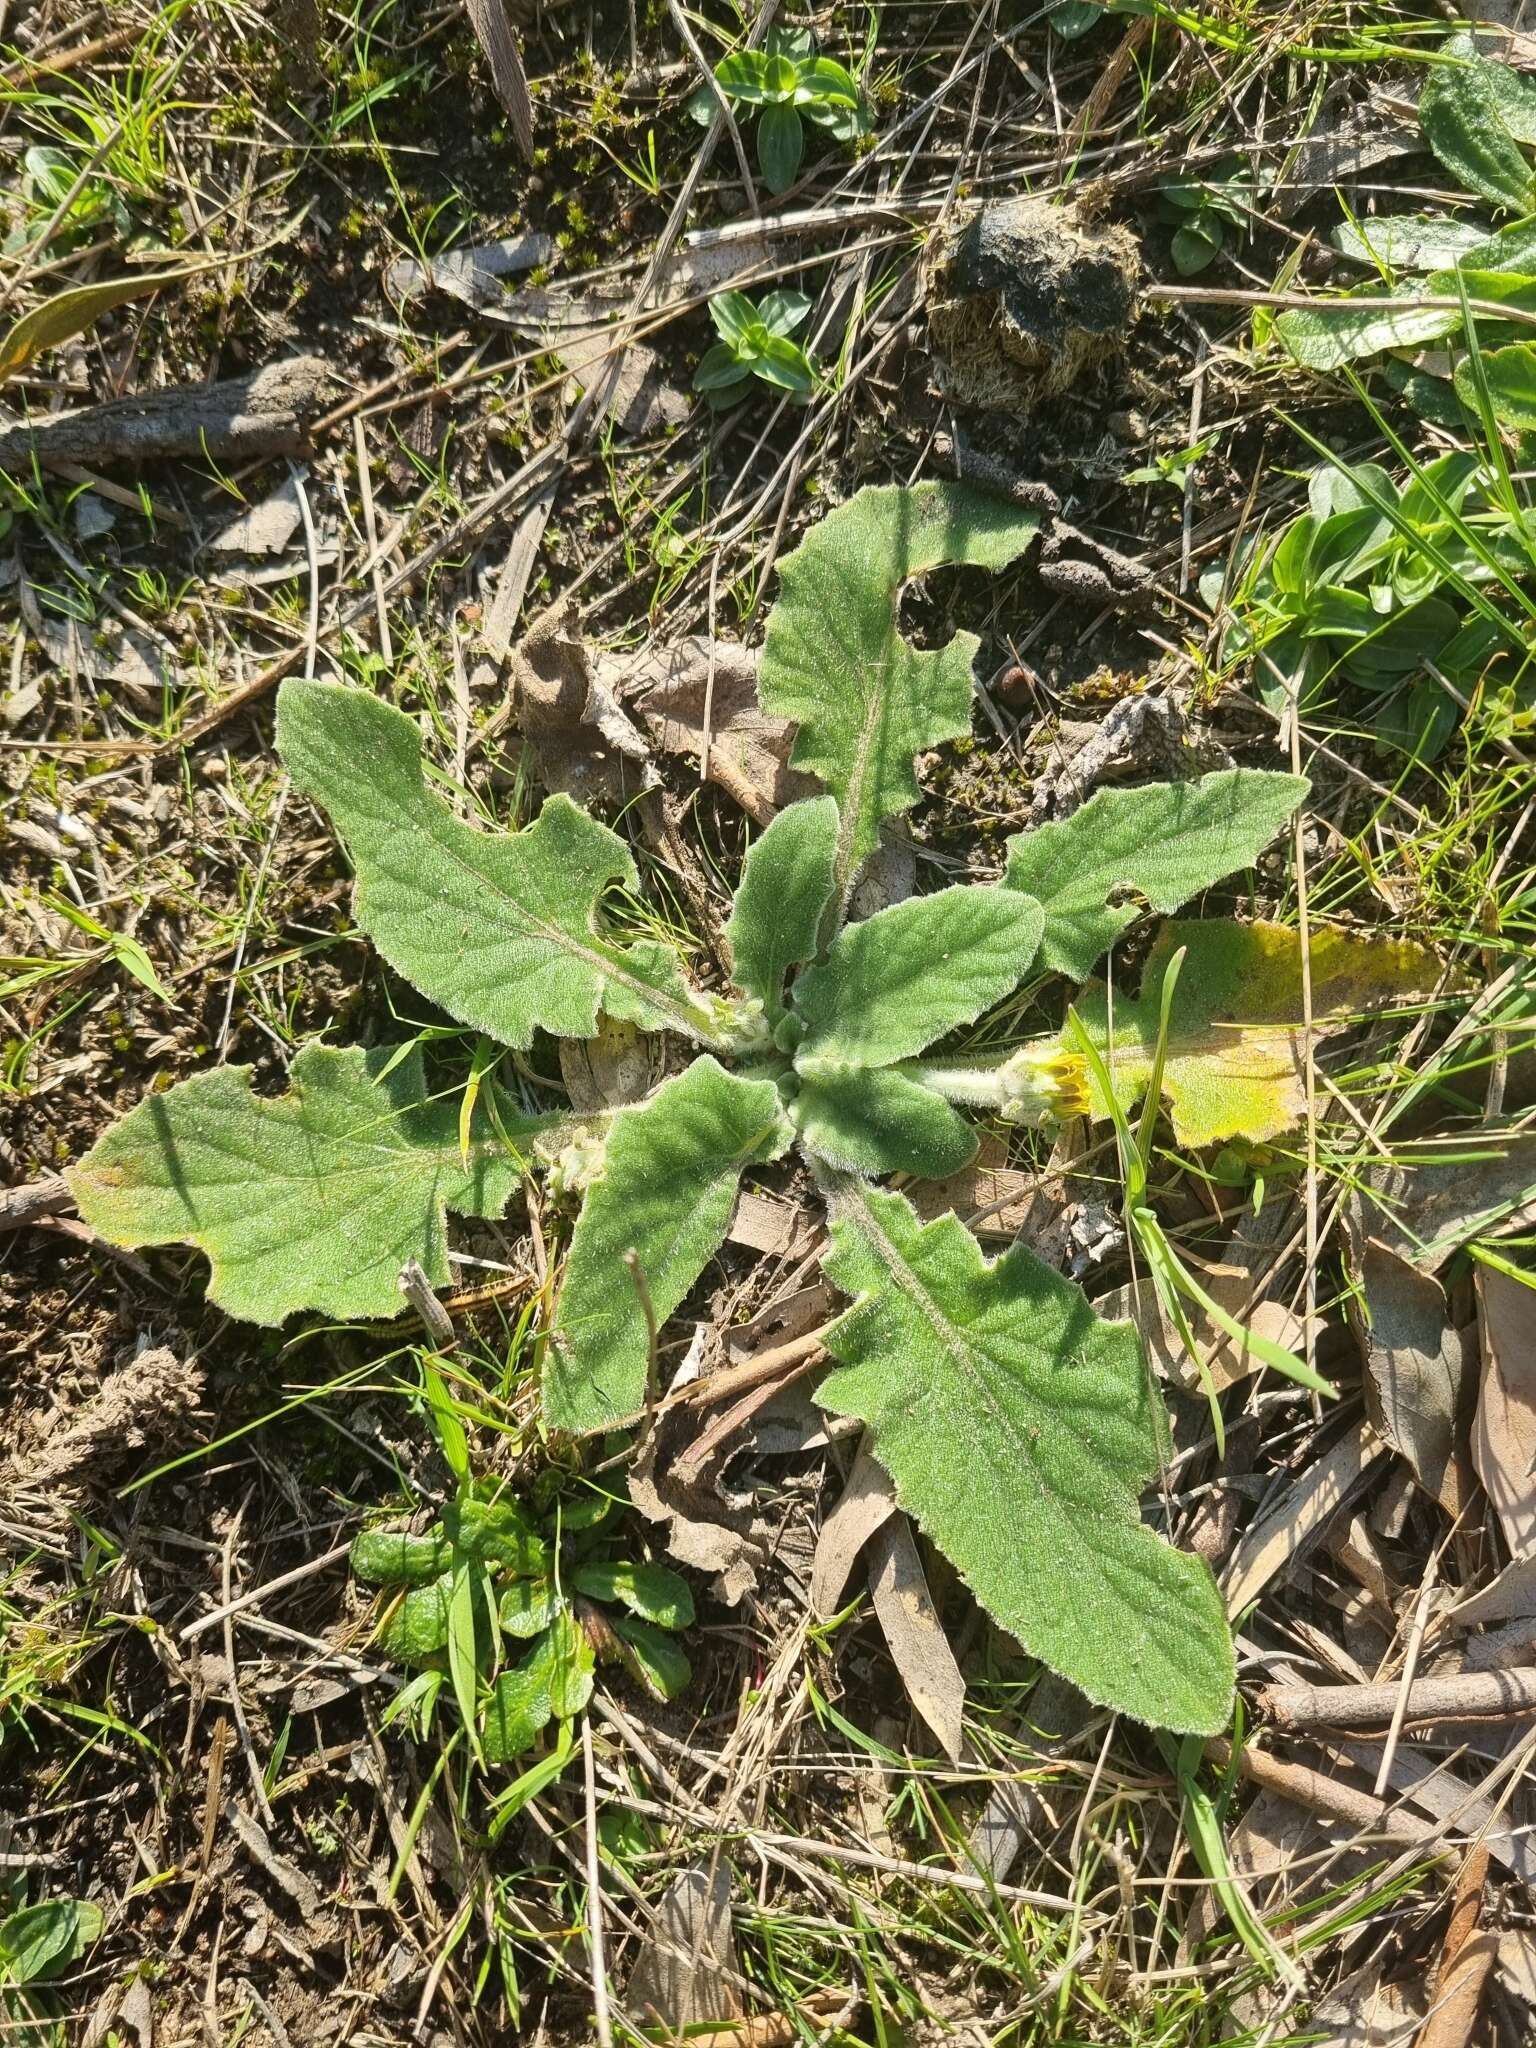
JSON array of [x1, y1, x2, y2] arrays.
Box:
[[546, 1057, 793, 1433], [726, 795, 840, 1021], [1074, 919, 1445, 1146], [759, 483, 1040, 887], [277, 680, 713, 1049], [68, 1042, 547, 1326], [1003, 769, 1309, 980], [818, 1182, 1235, 1733], [792, 886, 1044, 1067], [792, 1065, 979, 1178]]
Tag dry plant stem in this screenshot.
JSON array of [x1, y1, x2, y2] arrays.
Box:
[[180, 1541, 351, 1642], [581, 1715, 614, 2048], [1375, 1549, 1440, 1796], [0, 1175, 71, 1230], [1206, 1738, 1425, 1845], [1262, 1668, 1536, 1729], [667, 0, 759, 214], [1152, 282, 1536, 338]]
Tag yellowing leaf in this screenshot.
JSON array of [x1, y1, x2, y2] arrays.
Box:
[[0, 269, 190, 382], [1074, 920, 1443, 1146]]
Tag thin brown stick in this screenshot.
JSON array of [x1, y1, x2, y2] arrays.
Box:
[[1262, 1668, 1536, 1730]]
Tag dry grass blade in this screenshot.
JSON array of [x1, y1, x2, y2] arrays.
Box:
[[462, 0, 534, 157]]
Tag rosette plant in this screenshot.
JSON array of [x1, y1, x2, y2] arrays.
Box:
[[70, 482, 1323, 1736]]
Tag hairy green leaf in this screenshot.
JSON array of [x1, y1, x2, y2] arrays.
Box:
[[793, 1065, 979, 1178], [571, 1559, 694, 1628], [546, 1057, 793, 1433], [0, 1900, 102, 1987], [1455, 340, 1536, 426], [545, 1607, 596, 1717], [442, 1492, 546, 1575], [377, 1574, 456, 1663], [1074, 919, 1445, 1146], [1273, 292, 1461, 372], [1421, 37, 1536, 211], [483, 1650, 554, 1763], [725, 795, 839, 1020], [759, 483, 1040, 885], [613, 1614, 691, 1699], [792, 886, 1043, 1066], [819, 1182, 1235, 1734], [277, 680, 712, 1049], [499, 1576, 557, 1638], [351, 1527, 453, 1587], [1003, 770, 1309, 979], [1331, 215, 1489, 272], [68, 1043, 546, 1326]]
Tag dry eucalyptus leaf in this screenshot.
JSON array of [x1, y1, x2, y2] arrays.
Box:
[[867, 1513, 967, 1762], [811, 1434, 899, 1618], [626, 1861, 743, 2031], [1471, 1264, 1536, 1556], [1351, 1239, 1472, 1514], [1346, 1130, 1536, 1273]]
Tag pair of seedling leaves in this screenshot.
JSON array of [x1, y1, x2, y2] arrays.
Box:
[[70, 484, 1435, 1738], [352, 1480, 693, 1766], [1276, 31, 1536, 424]]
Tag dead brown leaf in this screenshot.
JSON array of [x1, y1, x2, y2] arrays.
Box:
[[1413, 1845, 1497, 2048], [623, 639, 811, 822], [462, 0, 533, 155], [510, 608, 656, 807], [810, 1434, 899, 1619], [626, 1860, 743, 2032], [1345, 1130, 1536, 1274], [867, 1513, 967, 1762], [1471, 1264, 1536, 1556], [1351, 1239, 1472, 1514]]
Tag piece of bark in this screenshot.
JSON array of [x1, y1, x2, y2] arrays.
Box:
[[0, 1173, 72, 1231], [0, 356, 332, 470], [1262, 1667, 1536, 1730], [1414, 1846, 1497, 2048]]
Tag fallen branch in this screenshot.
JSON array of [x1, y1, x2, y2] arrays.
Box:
[[0, 355, 332, 470], [0, 1174, 72, 1232], [1261, 1668, 1536, 1730]]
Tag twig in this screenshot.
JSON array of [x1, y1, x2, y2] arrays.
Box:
[[581, 1716, 614, 2048], [1376, 1550, 1440, 1796], [667, 0, 760, 217], [221, 1499, 276, 1827], [1206, 1737, 1426, 1845], [353, 414, 394, 666], [399, 1260, 457, 1351], [0, 1175, 72, 1231], [180, 1541, 352, 1642], [1262, 1668, 1536, 1730]]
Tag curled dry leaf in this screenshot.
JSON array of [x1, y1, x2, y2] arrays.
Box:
[[1471, 1264, 1536, 1557], [1350, 1239, 1472, 1514], [622, 638, 811, 823], [511, 608, 657, 808]]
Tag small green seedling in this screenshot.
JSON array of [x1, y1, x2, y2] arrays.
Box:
[[0, 1886, 103, 2044], [694, 288, 816, 401], [353, 1474, 692, 1767], [1207, 454, 1536, 755], [688, 25, 872, 195], [1155, 169, 1252, 277]]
